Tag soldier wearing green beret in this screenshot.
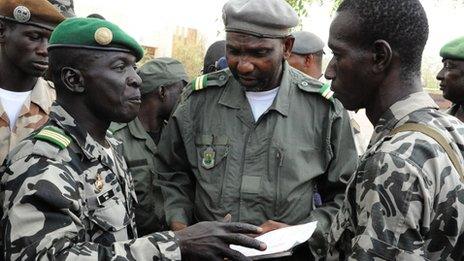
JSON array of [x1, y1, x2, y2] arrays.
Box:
[[1, 17, 267, 260], [437, 36, 464, 122], [155, 0, 358, 259], [110, 57, 188, 236]]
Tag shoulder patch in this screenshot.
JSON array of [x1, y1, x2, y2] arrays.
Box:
[[34, 126, 71, 150], [319, 83, 334, 102], [191, 69, 230, 92]]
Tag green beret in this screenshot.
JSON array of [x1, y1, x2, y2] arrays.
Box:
[[48, 17, 144, 61], [222, 0, 298, 38], [0, 0, 65, 30], [138, 57, 189, 95], [440, 36, 464, 60]]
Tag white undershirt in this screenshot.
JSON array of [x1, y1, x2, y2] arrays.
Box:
[[245, 87, 279, 121], [0, 88, 31, 128]]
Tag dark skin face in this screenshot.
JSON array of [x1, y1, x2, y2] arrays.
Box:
[[0, 22, 51, 77], [325, 12, 377, 111], [59, 50, 141, 145], [158, 81, 184, 119], [288, 52, 323, 79], [226, 32, 294, 91], [82, 52, 142, 123], [437, 58, 464, 105]]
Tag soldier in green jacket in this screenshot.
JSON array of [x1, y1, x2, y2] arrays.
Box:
[[154, 0, 358, 258], [111, 57, 189, 236]]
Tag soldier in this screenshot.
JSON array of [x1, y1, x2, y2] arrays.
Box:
[[110, 57, 189, 235], [288, 31, 325, 80], [203, 40, 227, 74], [0, 17, 266, 260], [0, 0, 64, 164], [155, 0, 358, 258], [437, 36, 464, 122], [325, 0, 464, 260]]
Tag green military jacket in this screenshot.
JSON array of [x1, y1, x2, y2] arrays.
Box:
[[1, 103, 180, 260], [110, 118, 166, 236], [155, 62, 358, 256]]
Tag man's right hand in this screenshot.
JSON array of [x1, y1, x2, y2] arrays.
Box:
[[174, 221, 267, 261], [171, 221, 187, 231]]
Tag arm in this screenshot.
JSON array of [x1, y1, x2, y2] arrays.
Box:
[[1, 155, 181, 260], [307, 106, 358, 257], [155, 101, 196, 228]]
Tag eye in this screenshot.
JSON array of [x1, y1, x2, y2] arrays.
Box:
[[227, 48, 240, 56], [254, 49, 270, 57], [112, 63, 127, 72], [26, 32, 41, 41]]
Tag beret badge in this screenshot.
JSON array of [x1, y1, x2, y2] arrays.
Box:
[[94, 27, 113, 46], [13, 5, 31, 23]]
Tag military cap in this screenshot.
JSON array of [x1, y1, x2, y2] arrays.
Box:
[[0, 0, 65, 30], [203, 40, 226, 73], [48, 17, 144, 61], [138, 57, 189, 95], [222, 0, 298, 38], [291, 31, 325, 54], [440, 36, 464, 61], [47, 0, 74, 18]]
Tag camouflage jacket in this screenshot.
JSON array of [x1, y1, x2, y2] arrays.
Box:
[[329, 92, 464, 260], [0, 103, 180, 260], [0, 78, 55, 164]]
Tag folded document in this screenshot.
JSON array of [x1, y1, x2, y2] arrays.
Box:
[[230, 221, 318, 259]]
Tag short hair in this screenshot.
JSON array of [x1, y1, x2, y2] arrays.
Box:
[[338, 0, 429, 76], [48, 48, 103, 92]]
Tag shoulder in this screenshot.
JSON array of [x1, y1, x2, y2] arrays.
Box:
[[181, 69, 231, 101], [108, 122, 128, 135], [6, 125, 73, 164]]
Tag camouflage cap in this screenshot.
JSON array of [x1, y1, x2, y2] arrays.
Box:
[[0, 0, 65, 30], [48, 17, 144, 61], [440, 36, 464, 60], [222, 0, 298, 38], [138, 57, 189, 95], [291, 31, 325, 54], [47, 0, 74, 18]]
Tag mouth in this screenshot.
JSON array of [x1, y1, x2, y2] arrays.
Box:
[[439, 84, 445, 91], [127, 96, 141, 104], [32, 61, 49, 71], [238, 76, 258, 85]]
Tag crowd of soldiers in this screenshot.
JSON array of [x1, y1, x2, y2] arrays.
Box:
[[0, 0, 463, 260]]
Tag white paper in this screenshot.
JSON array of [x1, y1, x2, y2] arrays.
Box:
[[230, 221, 318, 257]]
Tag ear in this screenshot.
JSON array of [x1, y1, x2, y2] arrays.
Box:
[[372, 40, 392, 74], [0, 20, 7, 43], [159, 86, 166, 101], [304, 54, 313, 67], [61, 67, 85, 93], [283, 36, 295, 60]]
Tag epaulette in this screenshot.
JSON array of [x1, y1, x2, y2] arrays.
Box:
[[191, 69, 230, 92], [319, 83, 334, 102], [34, 126, 72, 149]]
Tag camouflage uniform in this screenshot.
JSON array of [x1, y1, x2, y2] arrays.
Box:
[[0, 78, 55, 164], [329, 92, 464, 260], [0, 103, 180, 260], [47, 0, 75, 17]]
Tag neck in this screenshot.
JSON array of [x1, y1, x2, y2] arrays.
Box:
[[365, 73, 422, 125], [58, 97, 110, 147], [138, 101, 164, 133], [0, 52, 38, 92]]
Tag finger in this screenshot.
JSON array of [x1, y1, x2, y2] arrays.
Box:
[[221, 234, 267, 251], [223, 222, 263, 234], [221, 247, 252, 261], [223, 213, 232, 223]]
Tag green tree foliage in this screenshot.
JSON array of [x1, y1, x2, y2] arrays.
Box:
[[171, 36, 206, 79]]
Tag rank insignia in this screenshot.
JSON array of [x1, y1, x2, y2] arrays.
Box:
[[95, 173, 104, 192], [201, 146, 216, 170]]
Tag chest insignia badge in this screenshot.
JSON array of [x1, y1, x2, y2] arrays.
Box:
[[95, 173, 104, 193], [202, 146, 216, 170]]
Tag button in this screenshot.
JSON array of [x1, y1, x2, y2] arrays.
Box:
[[317, 249, 322, 255], [219, 75, 226, 81], [301, 81, 308, 86]]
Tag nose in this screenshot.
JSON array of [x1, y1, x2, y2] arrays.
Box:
[[436, 68, 444, 81], [36, 38, 48, 57], [237, 56, 254, 75], [324, 58, 335, 80], [128, 69, 142, 88]]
